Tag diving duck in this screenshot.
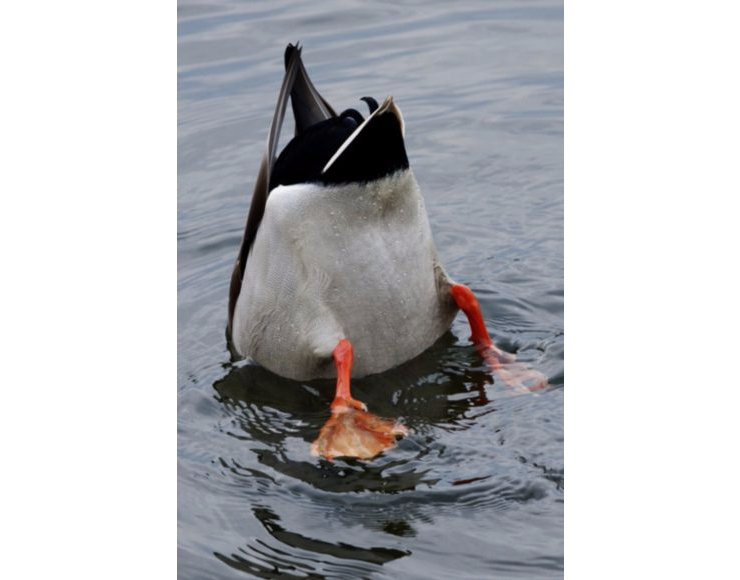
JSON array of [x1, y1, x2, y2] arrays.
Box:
[[228, 44, 546, 460]]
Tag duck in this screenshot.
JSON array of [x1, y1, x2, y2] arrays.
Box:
[[227, 43, 546, 461]]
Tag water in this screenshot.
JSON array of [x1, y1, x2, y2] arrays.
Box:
[[178, 1, 563, 577]]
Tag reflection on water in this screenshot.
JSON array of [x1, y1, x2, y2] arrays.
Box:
[[197, 334, 562, 577], [178, 0, 563, 577], [217, 505, 411, 572]]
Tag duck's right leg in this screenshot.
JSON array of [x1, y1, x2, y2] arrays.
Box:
[[450, 283, 548, 393], [310, 338, 408, 461]]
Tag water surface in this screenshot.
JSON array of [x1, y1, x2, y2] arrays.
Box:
[[178, 1, 563, 577]]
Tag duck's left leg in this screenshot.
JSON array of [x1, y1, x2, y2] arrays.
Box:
[[310, 339, 409, 460], [450, 284, 548, 392]]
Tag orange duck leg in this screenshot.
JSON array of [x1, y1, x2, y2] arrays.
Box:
[[450, 284, 548, 393], [311, 339, 409, 460]]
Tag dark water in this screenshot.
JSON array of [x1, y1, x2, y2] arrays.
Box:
[[178, 1, 563, 578]]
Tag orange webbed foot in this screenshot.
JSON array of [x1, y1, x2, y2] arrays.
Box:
[[311, 406, 409, 461], [451, 284, 548, 394], [482, 348, 548, 394], [313, 339, 409, 460]]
